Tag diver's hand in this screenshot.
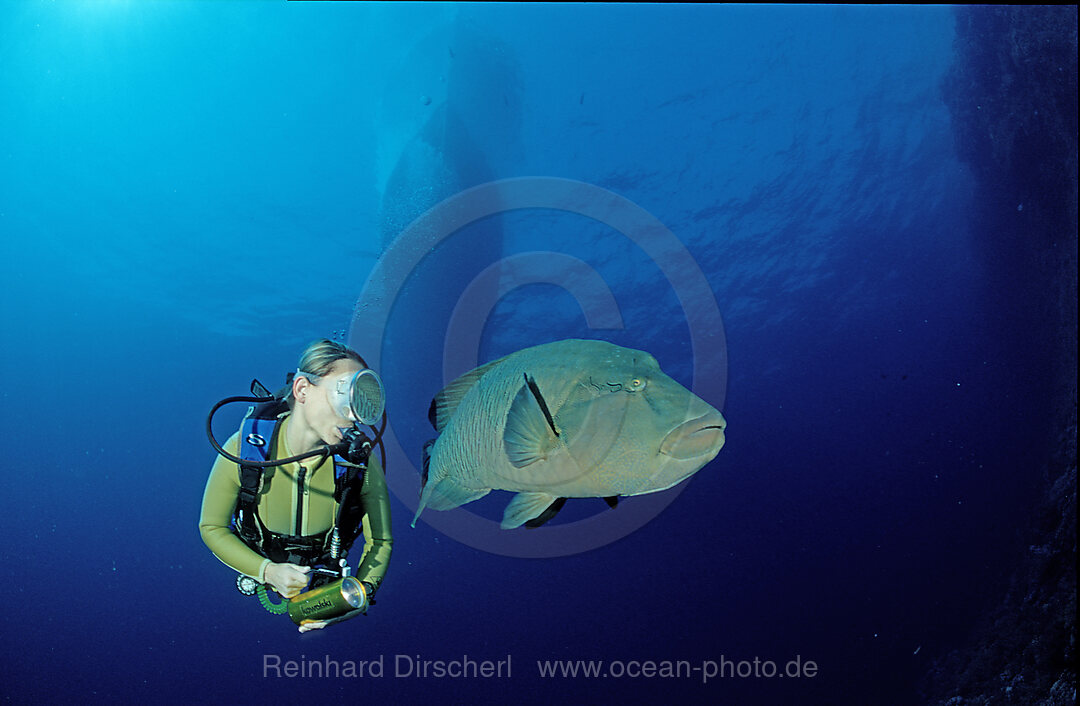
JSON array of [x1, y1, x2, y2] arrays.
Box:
[[264, 563, 310, 598]]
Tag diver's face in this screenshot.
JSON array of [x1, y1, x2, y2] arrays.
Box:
[[304, 359, 362, 445]]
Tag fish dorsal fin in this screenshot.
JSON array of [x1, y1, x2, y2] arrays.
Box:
[[428, 356, 509, 433], [501, 491, 562, 529], [504, 374, 560, 468]]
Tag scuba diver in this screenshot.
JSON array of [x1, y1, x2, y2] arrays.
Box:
[[200, 339, 392, 632]]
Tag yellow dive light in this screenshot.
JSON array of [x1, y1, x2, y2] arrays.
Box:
[[287, 577, 368, 625]]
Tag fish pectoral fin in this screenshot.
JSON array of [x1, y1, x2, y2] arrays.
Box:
[[501, 492, 564, 529], [503, 375, 560, 468]]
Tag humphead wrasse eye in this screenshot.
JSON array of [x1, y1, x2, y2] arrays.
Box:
[[628, 378, 645, 391]]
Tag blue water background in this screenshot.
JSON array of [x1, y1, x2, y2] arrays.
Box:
[[0, 4, 1057, 704]]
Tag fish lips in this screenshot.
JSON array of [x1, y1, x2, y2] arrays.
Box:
[[659, 411, 727, 461]]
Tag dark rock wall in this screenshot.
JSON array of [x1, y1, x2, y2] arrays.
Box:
[[923, 7, 1077, 706]]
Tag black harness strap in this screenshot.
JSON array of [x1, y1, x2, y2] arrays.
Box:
[[233, 391, 369, 568]]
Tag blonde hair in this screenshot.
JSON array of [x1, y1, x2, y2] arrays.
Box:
[[297, 338, 366, 377], [288, 338, 367, 406]]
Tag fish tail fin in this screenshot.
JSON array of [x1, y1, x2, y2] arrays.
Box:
[[421, 439, 435, 489], [411, 439, 436, 528], [410, 439, 489, 527]]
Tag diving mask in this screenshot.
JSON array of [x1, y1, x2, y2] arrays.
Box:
[[298, 367, 385, 426]]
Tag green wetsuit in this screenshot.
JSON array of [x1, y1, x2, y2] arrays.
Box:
[[199, 414, 392, 595]]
